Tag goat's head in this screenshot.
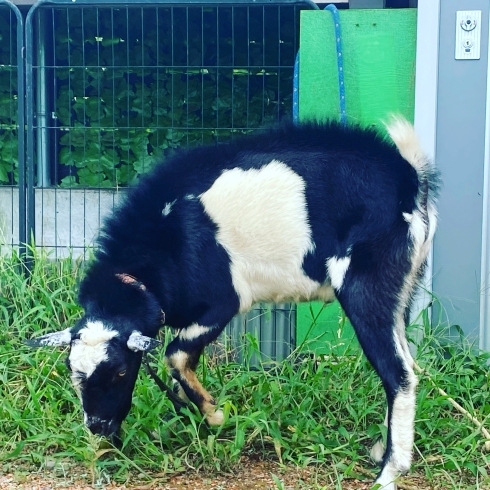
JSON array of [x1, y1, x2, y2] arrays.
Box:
[[27, 271, 163, 443], [27, 318, 160, 443]]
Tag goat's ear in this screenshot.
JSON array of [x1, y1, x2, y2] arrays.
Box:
[[127, 331, 160, 352], [25, 328, 73, 348]]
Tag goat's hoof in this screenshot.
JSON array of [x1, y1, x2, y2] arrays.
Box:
[[370, 439, 385, 465], [206, 409, 224, 426]]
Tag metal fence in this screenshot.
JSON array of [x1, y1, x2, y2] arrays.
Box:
[[0, 0, 318, 361], [24, 0, 316, 260], [0, 1, 24, 254]]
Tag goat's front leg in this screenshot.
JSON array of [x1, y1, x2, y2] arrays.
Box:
[[164, 323, 225, 426]]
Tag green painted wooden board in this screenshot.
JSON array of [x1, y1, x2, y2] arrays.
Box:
[[299, 8, 417, 128], [296, 9, 417, 353]]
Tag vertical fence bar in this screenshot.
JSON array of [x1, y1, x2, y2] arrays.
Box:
[[36, 10, 50, 188], [8, 2, 24, 253], [25, 4, 38, 252]]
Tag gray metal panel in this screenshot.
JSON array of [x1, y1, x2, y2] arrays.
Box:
[[223, 303, 296, 364], [432, 0, 489, 340]]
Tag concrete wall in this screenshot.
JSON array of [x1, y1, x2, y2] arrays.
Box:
[[0, 187, 123, 257], [0, 187, 19, 252]]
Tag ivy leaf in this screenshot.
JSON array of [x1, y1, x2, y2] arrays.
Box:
[[77, 167, 107, 187], [60, 175, 78, 187], [0, 162, 9, 183]]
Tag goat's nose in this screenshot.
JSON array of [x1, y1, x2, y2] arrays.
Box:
[[85, 415, 112, 437]]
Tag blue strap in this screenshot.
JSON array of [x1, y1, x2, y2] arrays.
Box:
[[293, 50, 300, 124], [325, 4, 347, 125], [293, 4, 347, 126]]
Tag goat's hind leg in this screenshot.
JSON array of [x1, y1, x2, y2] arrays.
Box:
[[337, 281, 417, 489]]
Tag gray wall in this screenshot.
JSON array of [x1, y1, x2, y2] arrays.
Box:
[[432, 0, 489, 341]]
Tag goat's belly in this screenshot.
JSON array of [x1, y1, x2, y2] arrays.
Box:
[[229, 258, 336, 312]]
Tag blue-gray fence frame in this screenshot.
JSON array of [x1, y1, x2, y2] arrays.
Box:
[[0, 1, 25, 253]]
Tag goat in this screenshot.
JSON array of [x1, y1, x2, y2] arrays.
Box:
[[28, 117, 440, 489]]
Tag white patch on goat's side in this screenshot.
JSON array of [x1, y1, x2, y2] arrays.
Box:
[[199, 160, 329, 311], [162, 199, 177, 216], [179, 324, 210, 341], [69, 321, 118, 379], [326, 256, 351, 291], [184, 194, 196, 201]]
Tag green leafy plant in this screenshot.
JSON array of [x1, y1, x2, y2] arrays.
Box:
[[52, 6, 297, 187]]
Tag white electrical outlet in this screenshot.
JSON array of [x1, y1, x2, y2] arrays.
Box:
[[455, 10, 481, 60]]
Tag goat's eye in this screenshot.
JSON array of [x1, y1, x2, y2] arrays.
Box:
[[118, 370, 126, 377]]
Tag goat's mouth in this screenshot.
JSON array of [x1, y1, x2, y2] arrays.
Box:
[[85, 416, 122, 447]]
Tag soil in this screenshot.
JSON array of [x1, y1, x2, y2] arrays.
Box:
[[0, 457, 434, 490]]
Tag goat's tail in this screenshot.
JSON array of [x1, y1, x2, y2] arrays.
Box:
[[385, 115, 440, 213]]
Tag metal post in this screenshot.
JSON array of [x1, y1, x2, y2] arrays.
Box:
[[36, 9, 50, 188], [0, 1, 25, 254]]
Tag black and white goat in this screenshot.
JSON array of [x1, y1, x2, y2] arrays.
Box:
[[29, 117, 439, 489]]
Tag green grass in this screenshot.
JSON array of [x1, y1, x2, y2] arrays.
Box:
[[1, 249, 489, 488]]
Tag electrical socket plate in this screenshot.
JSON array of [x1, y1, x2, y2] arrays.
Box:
[[455, 10, 481, 60]]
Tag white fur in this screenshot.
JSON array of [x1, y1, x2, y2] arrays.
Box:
[[407, 211, 426, 266], [373, 470, 397, 490], [206, 409, 224, 426], [69, 321, 118, 378], [385, 116, 426, 171], [326, 256, 351, 290], [162, 199, 177, 216], [179, 324, 210, 341], [71, 375, 82, 399], [199, 160, 334, 311], [370, 439, 385, 465], [391, 333, 417, 471], [370, 408, 389, 465], [79, 320, 118, 346], [167, 350, 187, 371], [84, 414, 108, 426], [402, 212, 412, 223]]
